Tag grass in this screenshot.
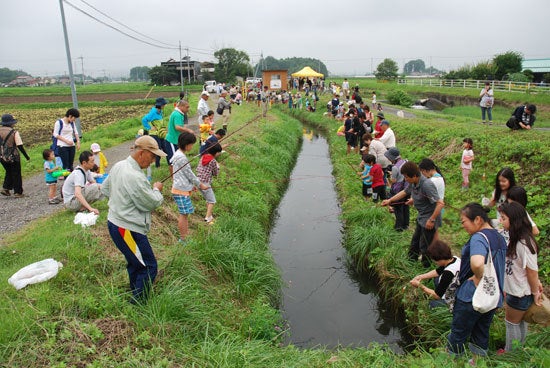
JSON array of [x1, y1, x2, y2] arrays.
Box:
[[1, 91, 549, 367]]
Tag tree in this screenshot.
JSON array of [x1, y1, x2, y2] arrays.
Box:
[[493, 51, 523, 80], [130, 66, 151, 81], [0, 68, 29, 84], [253, 56, 328, 77], [403, 59, 426, 75], [470, 61, 495, 80], [214, 48, 252, 83], [148, 66, 179, 85], [374, 59, 399, 80]]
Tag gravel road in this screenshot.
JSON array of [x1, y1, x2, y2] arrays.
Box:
[[0, 104, 202, 245]]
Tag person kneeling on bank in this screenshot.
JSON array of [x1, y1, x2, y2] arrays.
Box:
[[62, 151, 104, 215]]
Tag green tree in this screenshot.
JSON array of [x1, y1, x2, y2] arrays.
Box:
[[148, 66, 179, 85], [470, 61, 495, 80], [493, 51, 523, 80], [253, 57, 328, 77], [508, 72, 530, 82], [403, 59, 426, 74], [214, 48, 252, 83], [374, 58, 399, 80], [130, 66, 151, 81], [0, 68, 29, 84]]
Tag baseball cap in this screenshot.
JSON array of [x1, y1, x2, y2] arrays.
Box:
[[201, 91, 210, 97], [134, 135, 167, 157], [155, 97, 168, 106], [380, 119, 390, 126]]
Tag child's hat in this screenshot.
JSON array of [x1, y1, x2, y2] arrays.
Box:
[[90, 143, 101, 153]]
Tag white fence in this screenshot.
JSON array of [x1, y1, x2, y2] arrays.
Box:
[[396, 79, 550, 94]]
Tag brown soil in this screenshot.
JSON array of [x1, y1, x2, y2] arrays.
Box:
[[0, 92, 182, 104]]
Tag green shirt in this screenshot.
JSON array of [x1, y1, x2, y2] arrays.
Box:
[[166, 109, 185, 145]]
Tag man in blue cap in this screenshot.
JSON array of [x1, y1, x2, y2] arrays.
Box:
[[141, 97, 168, 172], [0, 114, 30, 197]]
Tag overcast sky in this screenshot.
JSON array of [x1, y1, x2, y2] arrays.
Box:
[[2, 0, 549, 78]]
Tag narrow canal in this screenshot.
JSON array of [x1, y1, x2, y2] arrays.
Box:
[[270, 128, 409, 351]]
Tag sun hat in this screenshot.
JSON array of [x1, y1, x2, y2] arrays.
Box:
[[376, 112, 385, 118], [1, 114, 17, 126], [155, 97, 168, 106], [90, 143, 101, 153], [134, 135, 167, 157], [384, 147, 401, 162]]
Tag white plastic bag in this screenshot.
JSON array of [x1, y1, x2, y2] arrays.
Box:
[[8, 258, 63, 290], [73, 212, 99, 227]]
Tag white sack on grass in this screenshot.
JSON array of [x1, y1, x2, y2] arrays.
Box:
[[73, 212, 99, 227], [8, 258, 63, 290]]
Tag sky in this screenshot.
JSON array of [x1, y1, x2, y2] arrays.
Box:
[[2, 0, 549, 79]]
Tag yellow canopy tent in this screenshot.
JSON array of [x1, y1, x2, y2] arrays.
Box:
[[291, 66, 324, 78]]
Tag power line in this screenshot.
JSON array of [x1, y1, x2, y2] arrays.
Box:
[[68, 0, 216, 57], [76, 0, 178, 48], [62, 0, 178, 50]]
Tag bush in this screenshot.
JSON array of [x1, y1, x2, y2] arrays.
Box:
[[386, 89, 414, 107]]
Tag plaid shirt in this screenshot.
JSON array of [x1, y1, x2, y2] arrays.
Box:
[[196, 155, 219, 184]]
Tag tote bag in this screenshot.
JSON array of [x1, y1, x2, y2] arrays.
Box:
[[472, 233, 500, 313]]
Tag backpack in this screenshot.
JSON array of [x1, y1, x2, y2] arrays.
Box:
[[50, 119, 75, 156], [390, 159, 408, 194], [0, 129, 17, 163]]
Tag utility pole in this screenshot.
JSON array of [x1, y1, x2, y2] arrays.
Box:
[[186, 47, 191, 84], [58, 0, 81, 136], [178, 41, 184, 92], [78, 56, 84, 85]]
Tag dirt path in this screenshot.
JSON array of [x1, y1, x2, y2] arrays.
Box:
[[0, 108, 201, 245]]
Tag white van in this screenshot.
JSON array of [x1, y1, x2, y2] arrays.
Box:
[[204, 80, 217, 93]]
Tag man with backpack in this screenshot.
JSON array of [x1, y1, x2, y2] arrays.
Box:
[[0, 114, 30, 198], [62, 151, 104, 214]]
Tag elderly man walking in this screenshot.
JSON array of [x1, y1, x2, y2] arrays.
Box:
[[197, 91, 210, 123], [101, 135, 166, 303]]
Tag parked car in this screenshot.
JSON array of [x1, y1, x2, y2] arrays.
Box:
[[246, 77, 262, 86], [204, 80, 217, 93]]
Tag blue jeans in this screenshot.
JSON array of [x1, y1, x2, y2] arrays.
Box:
[[108, 221, 157, 301], [447, 299, 496, 356], [481, 107, 493, 122]]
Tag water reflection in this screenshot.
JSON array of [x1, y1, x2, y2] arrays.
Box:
[[270, 131, 409, 351]]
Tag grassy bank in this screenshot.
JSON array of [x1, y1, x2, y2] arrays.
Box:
[[1, 95, 548, 366], [282, 101, 550, 366]]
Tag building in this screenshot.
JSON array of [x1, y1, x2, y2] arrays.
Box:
[[160, 58, 216, 82], [522, 58, 550, 83], [262, 70, 288, 91]]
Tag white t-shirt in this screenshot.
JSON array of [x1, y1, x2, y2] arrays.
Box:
[[504, 239, 539, 297], [430, 174, 445, 200], [62, 167, 93, 203], [378, 127, 396, 148], [461, 149, 474, 170]]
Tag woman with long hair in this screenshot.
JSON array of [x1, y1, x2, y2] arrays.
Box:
[[498, 202, 543, 352]]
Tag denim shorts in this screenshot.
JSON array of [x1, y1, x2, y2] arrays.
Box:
[[173, 194, 194, 215], [506, 293, 534, 311]]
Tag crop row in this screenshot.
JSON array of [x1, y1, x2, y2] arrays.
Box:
[[4, 106, 145, 146]]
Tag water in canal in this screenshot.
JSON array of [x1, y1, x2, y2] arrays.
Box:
[[270, 128, 409, 351]]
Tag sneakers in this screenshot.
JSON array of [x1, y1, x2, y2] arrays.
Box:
[[1, 189, 10, 196], [204, 216, 215, 224], [49, 198, 61, 204]]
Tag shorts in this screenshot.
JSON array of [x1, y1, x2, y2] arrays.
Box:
[[173, 194, 194, 215], [199, 187, 216, 204], [506, 293, 534, 311], [371, 185, 387, 202], [46, 180, 57, 186], [362, 183, 373, 197]]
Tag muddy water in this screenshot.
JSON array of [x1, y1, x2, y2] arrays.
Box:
[[270, 129, 409, 351]]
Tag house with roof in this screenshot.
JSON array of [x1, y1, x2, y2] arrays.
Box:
[[522, 58, 550, 83]]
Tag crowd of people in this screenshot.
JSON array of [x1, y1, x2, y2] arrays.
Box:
[[0, 83, 545, 361]]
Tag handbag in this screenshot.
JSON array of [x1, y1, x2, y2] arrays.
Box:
[[523, 293, 550, 326], [472, 232, 500, 313]]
